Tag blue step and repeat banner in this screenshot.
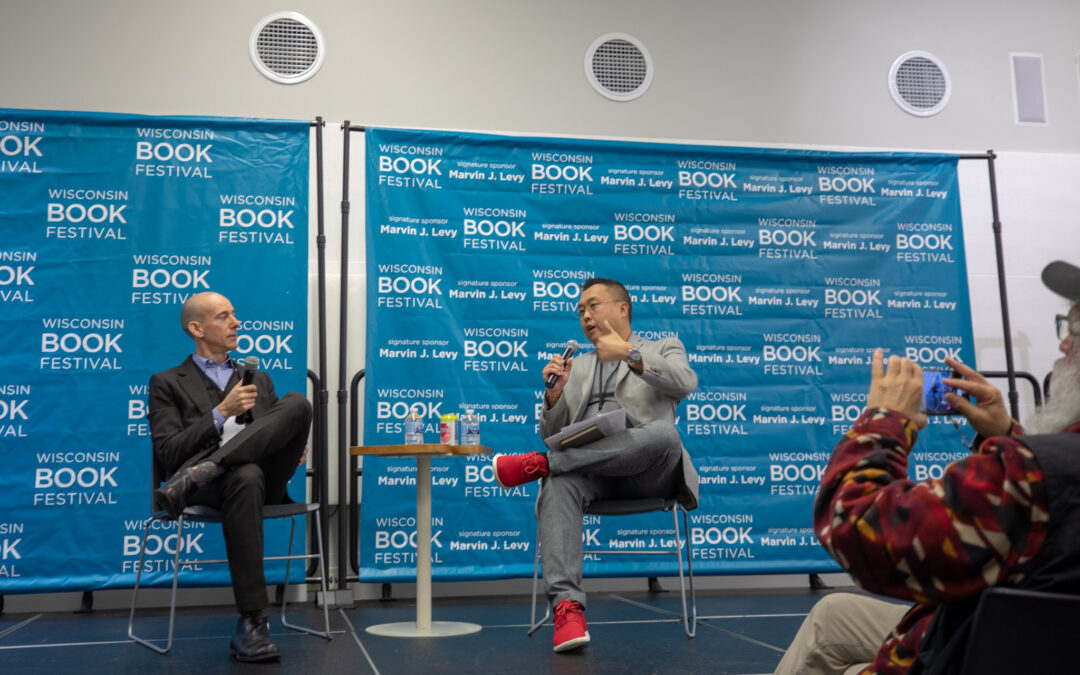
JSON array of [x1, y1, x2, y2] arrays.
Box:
[[360, 127, 974, 581], [0, 108, 309, 592]]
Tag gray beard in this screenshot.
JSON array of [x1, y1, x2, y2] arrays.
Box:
[[1025, 355, 1080, 435]]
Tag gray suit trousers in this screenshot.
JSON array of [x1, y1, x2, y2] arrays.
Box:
[[537, 419, 683, 609]]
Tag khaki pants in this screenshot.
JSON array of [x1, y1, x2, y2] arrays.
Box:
[[773, 593, 911, 675]]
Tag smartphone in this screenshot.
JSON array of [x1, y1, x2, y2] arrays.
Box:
[[922, 368, 967, 415]]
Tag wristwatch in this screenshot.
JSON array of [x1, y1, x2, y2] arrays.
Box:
[[627, 346, 643, 367]]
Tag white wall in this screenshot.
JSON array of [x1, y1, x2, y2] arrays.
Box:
[[3, 0, 1079, 610], [6, 0, 1080, 152], [959, 154, 1077, 418]]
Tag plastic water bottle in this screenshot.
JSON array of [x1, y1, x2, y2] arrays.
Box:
[[460, 409, 480, 445], [404, 409, 424, 445]]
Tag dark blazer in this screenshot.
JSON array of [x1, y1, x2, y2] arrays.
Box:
[[148, 356, 278, 477]]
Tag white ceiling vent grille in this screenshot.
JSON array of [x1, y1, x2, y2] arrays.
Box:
[[585, 33, 653, 102], [889, 51, 951, 117], [250, 12, 324, 85]]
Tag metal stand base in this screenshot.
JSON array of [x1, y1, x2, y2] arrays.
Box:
[[76, 591, 94, 614], [366, 621, 482, 638], [318, 589, 356, 609]]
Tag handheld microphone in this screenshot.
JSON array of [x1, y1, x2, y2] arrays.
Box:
[[545, 340, 579, 389], [236, 356, 259, 425]]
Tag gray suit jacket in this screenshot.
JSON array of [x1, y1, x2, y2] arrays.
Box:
[[539, 332, 700, 508]]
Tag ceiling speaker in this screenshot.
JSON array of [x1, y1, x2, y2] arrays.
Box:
[[249, 12, 324, 85], [889, 51, 951, 117], [585, 33, 653, 102]]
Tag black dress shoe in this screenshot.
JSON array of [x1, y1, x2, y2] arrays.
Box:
[[152, 469, 198, 520], [230, 610, 281, 663]]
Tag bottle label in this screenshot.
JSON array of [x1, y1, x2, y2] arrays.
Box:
[[440, 415, 457, 444]]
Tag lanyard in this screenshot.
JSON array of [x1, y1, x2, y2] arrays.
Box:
[[594, 360, 620, 411]]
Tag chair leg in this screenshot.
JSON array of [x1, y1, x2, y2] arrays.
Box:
[[128, 516, 172, 654], [280, 511, 332, 639], [130, 515, 185, 654], [164, 515, 185, 651], [280, 515, 295, 629], [315, 508, 332, 638], [527, 519, 549, 636], [674, 505, 697, 638]]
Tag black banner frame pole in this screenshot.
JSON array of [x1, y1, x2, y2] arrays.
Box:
[[309, 118, 331, 582], [958, 150, 1019, 420], [348, 369, 365, 581], [336, 121, 351, 595], [336, 123, 366, 598]]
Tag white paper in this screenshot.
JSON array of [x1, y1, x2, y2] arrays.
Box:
[[220, 416, 246, 445], [543, 408, 627, 451]]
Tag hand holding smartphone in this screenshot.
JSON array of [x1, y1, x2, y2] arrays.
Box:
[[922, 368, 972, 415]]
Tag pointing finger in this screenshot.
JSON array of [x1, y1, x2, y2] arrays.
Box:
[[871, 348, 885, 382]]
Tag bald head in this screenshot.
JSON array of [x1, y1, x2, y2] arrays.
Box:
[[180, 292, 227, 338]]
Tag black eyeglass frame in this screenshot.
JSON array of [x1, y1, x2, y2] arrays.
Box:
[[1055, 314, 1080, 341]]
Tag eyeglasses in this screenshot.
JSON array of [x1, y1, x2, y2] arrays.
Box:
[[1056, 314, 1080, 341], [576, 300, 621, 318]]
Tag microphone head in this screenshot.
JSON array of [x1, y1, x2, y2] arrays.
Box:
[[243, 356, 260, 369], [566, 339, 579, 356]]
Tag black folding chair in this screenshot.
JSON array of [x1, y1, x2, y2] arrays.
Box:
[[528, 491, 697, 638], [128, 458, 331, 654], [958, 587, 1078, 674]]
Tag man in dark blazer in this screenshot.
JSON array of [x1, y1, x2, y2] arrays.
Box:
[[148, 291, 311, 662], [492, 278, 699, 653]]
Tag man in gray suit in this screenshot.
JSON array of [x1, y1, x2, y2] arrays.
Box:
[[493, 277, 699, 653]]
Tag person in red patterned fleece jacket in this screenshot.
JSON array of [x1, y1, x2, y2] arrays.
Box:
[[774, 260, 1080, 675]]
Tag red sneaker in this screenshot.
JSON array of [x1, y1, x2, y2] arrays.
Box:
[[552, 599, 590, 652], [492, 452, 549, 489]]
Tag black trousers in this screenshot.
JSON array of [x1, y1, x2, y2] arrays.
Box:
[[188, 392, 312, 613]]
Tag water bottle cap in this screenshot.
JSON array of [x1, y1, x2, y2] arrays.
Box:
[[466, 409, 475, 414]]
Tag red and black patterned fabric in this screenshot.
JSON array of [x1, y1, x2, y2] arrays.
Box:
[[813, 407, 1076, 674]]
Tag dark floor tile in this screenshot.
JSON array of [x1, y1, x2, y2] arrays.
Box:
[[0, 590, 828, 674]]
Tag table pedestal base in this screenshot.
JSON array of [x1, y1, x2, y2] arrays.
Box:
[[365, 621, 482, 638], [350, 445, 493, 641]]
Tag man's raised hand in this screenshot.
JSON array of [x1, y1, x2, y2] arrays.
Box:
[[593, 320, 631, 363]]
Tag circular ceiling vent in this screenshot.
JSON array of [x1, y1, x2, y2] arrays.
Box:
[[249, 12, 324, 84], [585, 33, 653, 102], [889, 51, 951, 117]]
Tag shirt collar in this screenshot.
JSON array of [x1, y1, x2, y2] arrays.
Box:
[[192, 353, 235, 370]]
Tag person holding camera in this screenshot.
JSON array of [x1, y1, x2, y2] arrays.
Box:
[[774, 260, 1080, 675]]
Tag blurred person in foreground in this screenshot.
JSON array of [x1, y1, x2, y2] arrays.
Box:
[[775, 260, 1080, 675]]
